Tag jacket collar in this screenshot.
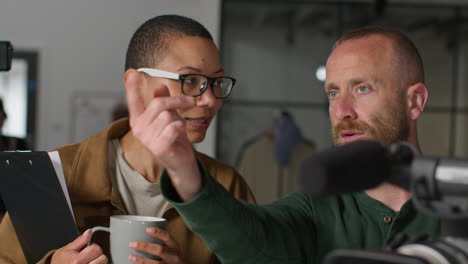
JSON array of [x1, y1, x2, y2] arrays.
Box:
[[62, 118, 179, 214]]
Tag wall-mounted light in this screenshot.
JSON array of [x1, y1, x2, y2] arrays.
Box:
[[315, 64, 326, 82]]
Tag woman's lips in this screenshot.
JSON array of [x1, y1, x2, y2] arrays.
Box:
[[185, 118, 209, 129]]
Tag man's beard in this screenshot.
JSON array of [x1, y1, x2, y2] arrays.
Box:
[[331, 103, 409, 146]]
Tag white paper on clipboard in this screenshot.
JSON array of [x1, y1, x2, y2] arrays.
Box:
[[47, 151, 75, 221]]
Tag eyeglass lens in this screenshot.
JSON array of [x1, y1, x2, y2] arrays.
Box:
[[182, 75, 232, 98]]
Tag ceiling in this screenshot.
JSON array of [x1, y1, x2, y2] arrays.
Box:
[[223, 0, 468, 42]]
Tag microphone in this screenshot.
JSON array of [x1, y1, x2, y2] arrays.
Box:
[[299, 139, 468, 231], [299, 140, 393, 197], [300, 139, 468, 199]]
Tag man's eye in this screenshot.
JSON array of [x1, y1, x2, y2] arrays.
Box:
[[358, 86, 369, 93], [328, 91, 338, 98]]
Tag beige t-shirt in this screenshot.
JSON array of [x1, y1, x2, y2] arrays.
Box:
[[108, 139, 168, 217]]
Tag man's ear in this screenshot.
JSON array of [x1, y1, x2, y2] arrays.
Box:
[[407, 82, 428, 121]]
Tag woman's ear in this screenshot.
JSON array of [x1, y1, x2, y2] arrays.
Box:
[[407, 82, 428, 121]]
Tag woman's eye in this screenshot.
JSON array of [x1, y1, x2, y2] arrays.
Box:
[[213, 79, 223, 88], [184, 78, 197, 85], [358, 86, 369, 93]]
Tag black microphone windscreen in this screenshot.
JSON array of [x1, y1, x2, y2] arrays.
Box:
[[299, 140, 391, 197]]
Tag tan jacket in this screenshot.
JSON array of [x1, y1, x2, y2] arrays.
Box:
[[0, 119, 255, 264]]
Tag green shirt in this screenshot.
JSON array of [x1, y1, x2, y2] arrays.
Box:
[[161, 167, 440, 264]]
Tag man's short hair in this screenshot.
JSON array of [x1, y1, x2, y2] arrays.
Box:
[[125, 15, 213, 71], [333, 26, 424, 85]]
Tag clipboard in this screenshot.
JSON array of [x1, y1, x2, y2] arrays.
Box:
[[0, 151, 79, 263]]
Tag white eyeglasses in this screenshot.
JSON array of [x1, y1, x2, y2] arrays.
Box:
[[137, 68, 236, 99]]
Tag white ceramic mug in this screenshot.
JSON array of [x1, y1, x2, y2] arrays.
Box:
[[88, 215, 166, 263]]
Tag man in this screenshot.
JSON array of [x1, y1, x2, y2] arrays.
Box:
[[128, 26, 438, 264], [0, 15, 255, 264]]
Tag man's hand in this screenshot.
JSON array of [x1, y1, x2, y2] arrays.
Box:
[[51, 229, 108, 264], [128, 227, 184, 264], [125, 70, 202, 201]]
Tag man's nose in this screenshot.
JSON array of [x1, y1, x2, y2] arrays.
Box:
[[332, 95, 357, 121]]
